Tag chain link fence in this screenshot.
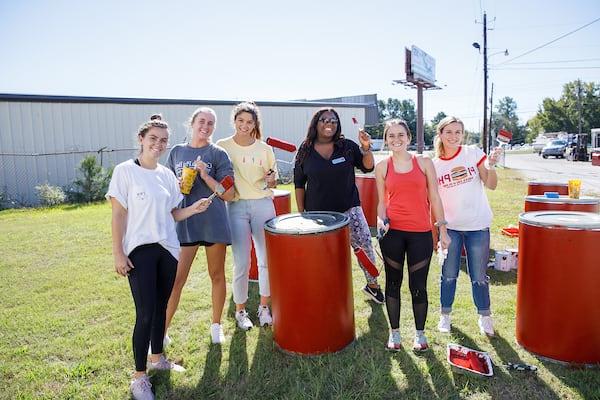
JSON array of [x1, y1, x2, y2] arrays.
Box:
[[0, 147, 137, 207]]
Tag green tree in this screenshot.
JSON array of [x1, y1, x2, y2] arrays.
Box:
[[491, 96, 526, 144], [424, 111, 447, 146], [68, 155, 113, 203], [527, 80, 600, 138], [377, 98, 417, 134]]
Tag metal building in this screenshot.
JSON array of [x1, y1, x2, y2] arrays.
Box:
[[0, 94, 371, 206]]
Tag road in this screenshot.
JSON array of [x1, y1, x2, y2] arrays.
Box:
[[503, 152, 600, 195]]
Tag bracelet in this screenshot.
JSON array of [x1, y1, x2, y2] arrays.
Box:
[[434, 220, 448, 227], [360, 144, 372, 155]]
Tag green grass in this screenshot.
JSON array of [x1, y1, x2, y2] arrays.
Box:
[[1, 177, 598, 400]]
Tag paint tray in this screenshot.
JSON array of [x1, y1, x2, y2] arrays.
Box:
[[447, 343, 494, 377], [501, 227, 519, 238]]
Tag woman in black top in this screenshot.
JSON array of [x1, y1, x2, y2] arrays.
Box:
[[294, 107, 384, 303]]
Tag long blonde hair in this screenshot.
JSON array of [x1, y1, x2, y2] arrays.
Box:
[[434, 116, 464, 158]]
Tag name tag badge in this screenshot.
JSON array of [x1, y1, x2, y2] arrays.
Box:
[[331, 157, 346, 165]]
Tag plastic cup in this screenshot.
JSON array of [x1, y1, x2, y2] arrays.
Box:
[[568, 179, 581, 199], [181, 166, 197, 195]]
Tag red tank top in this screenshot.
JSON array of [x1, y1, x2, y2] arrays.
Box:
[[385, 155, 431, 232]]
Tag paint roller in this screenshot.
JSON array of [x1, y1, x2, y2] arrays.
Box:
[[354, 247, 380, 278], [266, 137, 297, 153], [207, 175, 234, 201], [496, 129, 512, 146]]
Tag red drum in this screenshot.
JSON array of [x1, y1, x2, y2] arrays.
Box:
[[265, 212, 355, 355], [524, 195, 599, 213], [249, 189, 292, 282], [516, 211, 600, 364], [355, 174, 377, 228], [527, 181, 568, 196]]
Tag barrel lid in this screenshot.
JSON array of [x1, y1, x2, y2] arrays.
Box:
[[528, 181, 568, 186], [519, 211, 600, 230], [272, 189, 290, 197], [525, 195, 600, 205], [265, 212, 349, 234]]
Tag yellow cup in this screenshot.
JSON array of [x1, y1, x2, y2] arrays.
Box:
[[568, 179, 581, 199], [180, 166, 197, 195]]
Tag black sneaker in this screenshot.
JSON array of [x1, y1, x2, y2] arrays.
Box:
[[363, 285, 384, 304]]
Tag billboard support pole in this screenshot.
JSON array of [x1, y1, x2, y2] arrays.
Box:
[[417, 84, 424, 154]]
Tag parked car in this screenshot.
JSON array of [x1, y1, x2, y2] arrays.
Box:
[[541, 140, 567, 159]]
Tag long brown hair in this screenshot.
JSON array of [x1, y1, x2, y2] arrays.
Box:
[[231, 101, 262, 139]]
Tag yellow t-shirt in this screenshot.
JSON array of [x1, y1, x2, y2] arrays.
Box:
[[216, 136, 277, 201]]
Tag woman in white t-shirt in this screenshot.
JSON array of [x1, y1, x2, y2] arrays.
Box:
[[432, 116, 501, 337], [106, 115, 211, 400]]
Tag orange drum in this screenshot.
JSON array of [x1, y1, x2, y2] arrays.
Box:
[[524, 195, 599, 213], [265, 212, 355, 355], [527, 181, 568, 196], [249, 189, 292, 282], [355, 174, 377, 228], [516, 211, 600, 364]]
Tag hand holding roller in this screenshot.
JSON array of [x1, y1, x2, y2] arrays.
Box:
[[207, 175, 234, 201]]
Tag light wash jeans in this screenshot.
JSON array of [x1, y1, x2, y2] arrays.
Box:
[[227, 198, 275, 305], [440, 228, 491, 316]]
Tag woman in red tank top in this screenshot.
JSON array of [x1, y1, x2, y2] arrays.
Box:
[[374, 119, 450, 352]]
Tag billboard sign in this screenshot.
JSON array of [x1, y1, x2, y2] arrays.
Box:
[[410, 45, 436, 85]]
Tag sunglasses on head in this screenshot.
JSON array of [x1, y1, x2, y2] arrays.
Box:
[[318, 117, 339, 124]]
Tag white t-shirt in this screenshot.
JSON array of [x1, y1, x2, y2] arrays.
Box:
[[105, 159, 184, 260], [433, 145, 493, 231]]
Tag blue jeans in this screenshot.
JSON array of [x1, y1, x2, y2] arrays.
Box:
[[227, 198, 276, 305], [440, 228, 491, 316]]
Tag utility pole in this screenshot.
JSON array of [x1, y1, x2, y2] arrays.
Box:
[[483, 13, 489, 153], [577, 79, 582, 135], [489, 82, 494, 144]]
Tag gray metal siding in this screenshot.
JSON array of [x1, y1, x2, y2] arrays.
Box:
[[0, 98, 366, 205]]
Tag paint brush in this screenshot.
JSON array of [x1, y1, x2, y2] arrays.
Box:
[[207, 175, 234, 201]]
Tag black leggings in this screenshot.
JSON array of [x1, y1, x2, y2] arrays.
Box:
[[379, 229, 433, 330], [128, 243, 177, 372]]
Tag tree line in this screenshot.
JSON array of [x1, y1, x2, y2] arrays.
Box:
[[371, 79, 600, 146]]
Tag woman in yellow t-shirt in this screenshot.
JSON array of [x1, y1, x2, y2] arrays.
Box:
[[216, 102, 277, 331]]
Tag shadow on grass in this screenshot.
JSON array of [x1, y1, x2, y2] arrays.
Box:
[[450, 327, 561, 399], [541, 356, 600, 400]]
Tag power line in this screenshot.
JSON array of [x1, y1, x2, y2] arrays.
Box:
[[492, 66, 600, 70], [497, 58, 600, 65], [497, 17, 600, 66]]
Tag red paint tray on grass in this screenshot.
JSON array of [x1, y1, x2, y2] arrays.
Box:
[[501, 227, 519, 238], [447, 343, 494, 377]]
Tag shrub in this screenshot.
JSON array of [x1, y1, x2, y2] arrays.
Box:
[[68, 156, 113, 203], [35, 183, 66, 206]]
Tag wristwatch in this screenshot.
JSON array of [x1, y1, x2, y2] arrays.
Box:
[[434, 220, 448, 227], [360, 144, 372, 155]]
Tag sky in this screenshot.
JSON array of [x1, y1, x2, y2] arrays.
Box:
[[1, 0, 599, 131]]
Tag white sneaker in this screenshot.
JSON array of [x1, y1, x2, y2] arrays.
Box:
[[130, 374, 154, 400], [386, 330, 401, 351], [478, 315, 495, 337], [210, 323, 225, 344], [235, 309, 254, 330], [147, 335, 172, 355], [257, 305, 273, 327], [147, 354, 186, 373], [413, 331, 429, 352], [438, 313, 451, 333]]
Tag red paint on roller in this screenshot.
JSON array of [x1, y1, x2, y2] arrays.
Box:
[[266, 137, 297, 153], [220, 175, 234, 191], [352, 117, 358, 125], [497, 129, 513, 144], [354, 247, 379, 277]]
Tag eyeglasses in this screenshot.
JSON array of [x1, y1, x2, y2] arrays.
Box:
[[318, 117, 339, 124]]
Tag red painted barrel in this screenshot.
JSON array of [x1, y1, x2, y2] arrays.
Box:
[[355, 174, 377, 228], [249, 189, 291, 281], [524, 195, 599, 213], [265, 212, 355, 355], [527, 181, 568, 196], [516, 211, 600, 364]]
